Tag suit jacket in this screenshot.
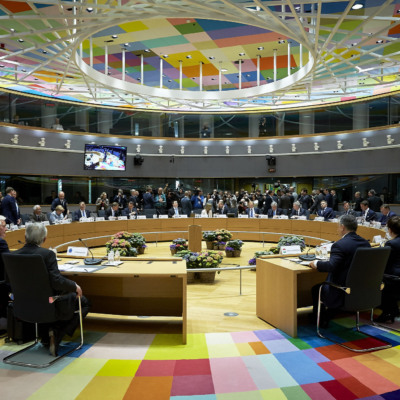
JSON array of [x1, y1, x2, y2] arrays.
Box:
[[310, 193, 325, 213], [317, 231, 371, 308], [263, 196, 274, 213], [362, 208, 377, 222], [29, 213, 48, 222], [181, 197, 192, 217], [168, 207, 183, 218], [123, 207, 139, 218], [325, 193, 333, 208], [368, 195, 383, 212], [113, 194, 127, 210], [379, 211, 396, 226], [51, 197, 68, 213], [278, 195, 292, 210], [0, 238, 10, 280], [142, 192, 155, 209], [342, 209, 356, 216], [384, 235, 400, 276], [317, 207, 334, 221], [106, 208, 121, 219], [246, 207, 259, 217], [267, 208, 283, 218], [13, 244, 77, 319], [73, 209, 91, 221], [290, 208, 307, 218], [216, 205, 228, 215], [298, 194, 312, 210], [1, 195, 20, 224]]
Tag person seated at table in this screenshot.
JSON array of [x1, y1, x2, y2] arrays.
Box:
[[290, 201, 307, 219], [342, 201, 356, 216], [13, 223, 90, 356], [123, 201, 139, 219], [73, 202, 91, 221], [106, 202, 121, 220], [309, 215, 371, 326], [226, 199, 238, 217], [375, 216, 400, 323], [360, 200, 377, 222], [215, 200, 228, 215], [49, 205, 65, 224], [378, 204, 397, 226], [246, 201, 259, 218], [168, 200, 183, 218], [267, 202, 282, 218], [317, 200, 334, 221], [29, 205, 48, 222]]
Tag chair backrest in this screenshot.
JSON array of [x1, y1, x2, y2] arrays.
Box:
[[143, 209, 156, 217], [2, 253, 57, 324], [97, 210, 106, 217], [344, 247, 391, 312]]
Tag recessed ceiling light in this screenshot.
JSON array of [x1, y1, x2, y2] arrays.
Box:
[[21, 69, 26, 72], [239, 52, 245, 56], [0, 65, 5, 68], [209, 56, 215, 60], [10, 28, 15, 32], [137, 77, 141, 80], [124, 43, 129, 46], [86, 7, 93, 12], [42, 50, 47, 54], [211, 78, 215, 80], [163, 54, 168, 58], [352, 3, 364, 10], [186, 55, 192, 59], [112, 35, 118, 39], [168, 79, 172, 82], [221, 68, 228, 72], [18, 39, 24, 42], [376, 40, 383, 43], [257, 46, 264, 50], [246, 74, 250, 77], [69, 88, 73, 90], [144, 49, 151, 53]]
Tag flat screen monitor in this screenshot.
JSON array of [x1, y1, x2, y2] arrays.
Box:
[[84, 144, 127, 171]]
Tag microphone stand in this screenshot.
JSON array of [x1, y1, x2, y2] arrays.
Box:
[[79, 238, 102, 265], [299, 238, 316, 261]]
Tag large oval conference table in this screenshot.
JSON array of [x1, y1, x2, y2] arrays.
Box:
[[5, 218, 384, 339]]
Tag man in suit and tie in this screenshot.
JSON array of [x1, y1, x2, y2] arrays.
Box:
[[342, 201, 356, 216], [180, 191, 192, 217], [309, 188, 325, 214], [168, 201, 183, 218], [29, 205, 49, 222], [123, 201, 139, 219], [262, 190, 275, 215], [267, 202, 282, 218], [309, 215, 370, 325], [317, 200, 334, 221], [379, 204, 397, 226], [246, 201, 259, 218], [360, 200, 377, 222], [73, 202, 91, 221], [290, 201, 307, 219], [298, 188, 312, 210], [51, 191, 69, 217], [1, 187, 21, 225], [367, 189, 383, 212], [106, 202, 121, 220], [215, 200, 228, 215]]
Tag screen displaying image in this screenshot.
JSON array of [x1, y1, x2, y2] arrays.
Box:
[[84, 144, 127, 171]]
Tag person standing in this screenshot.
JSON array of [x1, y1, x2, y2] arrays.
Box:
[[142, 187, 155, 209], [181, 191, 192, 217], [1, 187, 21, 225], [0, 216, 10, 332], [51, 191, 69, 217]]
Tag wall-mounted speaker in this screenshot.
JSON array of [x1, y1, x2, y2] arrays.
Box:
[[134, 154, 144, 166]]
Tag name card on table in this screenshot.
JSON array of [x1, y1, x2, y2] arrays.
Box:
[[239, 214, 248, 218], [159, 215, 168, 219], [280, 245, 301, 255], [260, 215, 268, 219], [108, 216, 117, 221], [96, 217, 105, 221], [179, 215, 188, 218], [298, 216, 307, 220], [314, 217, 324, 221], [117, 216, 128, 220], [67, 246, 88, 257], [372, 221, 382, 229], [280, 215, 289, 219], [137, 215, 146, 219], [321, 243, 333, 252], [61, 219, 71, 224], [216, 214, 227, 218], [80, 217, 94, 222], [373, 235, 383, 244]]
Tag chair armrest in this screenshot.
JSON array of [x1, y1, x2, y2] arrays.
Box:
[[322, 281, 351, 294], [383, 274, 400, 281]]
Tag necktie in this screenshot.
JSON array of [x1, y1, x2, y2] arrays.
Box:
[[250, 209, 253, 218], [82, 211, 86, 218], [175, 208, 178, 216], [298, 210, 300, 216], [37, 215, 40, 221]]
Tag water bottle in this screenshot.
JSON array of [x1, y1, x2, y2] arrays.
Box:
[[115, 250, 120, 262], [108, 250, 114, 263]]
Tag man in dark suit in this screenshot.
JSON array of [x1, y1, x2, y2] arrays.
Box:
[[142, 187, 155, 209], [267, 202, 283, 218], [360, 200, 377, 222], [367, 189, 383, 212], [262, 190, 274, 214], [246, 201, 259, 218], [51, 191, 69, 217], [73, 202, 91, 221], [128, 189, 140, 209], [342, 201, 356, 216], [180, 191, 192, 217], [29, 205, 49, 222], [168, 201, 183, 218], [215, 200, 228, 215], [290, 201, 307, 218], [354, 191, 363, 212], [1, 187, 21, 225], [113, 189, 128, 211], [0, 216, 10, 331], [278, 189, 292, 214], [378, 204, 397, 226], [317, 200, 334, 221], [13, 223, 90, 356], [106, 202, 121, 219], [123, 201, 139, 219], [324, 188, 333, 208], [298, 188, 312, 210], [309, 188, 325, 214], [309, 215, 370, 323]]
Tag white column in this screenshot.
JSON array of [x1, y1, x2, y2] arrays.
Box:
[[249, 114, 261, 137], [90, 37, 93, 67], [75, 108, 88, 131], [239, 59, 242, 89], [199, 62, 203, 91], [300, 111, 314, 135], [257, 55, 260, 86], [160, 58, 163, 88], [122, 48, 126, 81], [219, 64, 222, 91], [41, 104, 57, 129], [97, 108, 113, 134], [287, 42, 291, 76], [140, 54, 144, 85], [179, 60, 182, 90], [300, 43, 303, 68], [353, 103, 369, 130], [273, 49, 277, 82]]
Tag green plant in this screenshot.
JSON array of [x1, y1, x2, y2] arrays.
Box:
[[170, 238, 188, 251], [225, 239, 243, 251], [175, 250, 223, 269], [214, 229, 232, 242], [248, 250, 274, 265], [105, 237, 137, 257], [202, 231, 216, 241], [129, 232, 146, 248], [277, 235, 305, 250]]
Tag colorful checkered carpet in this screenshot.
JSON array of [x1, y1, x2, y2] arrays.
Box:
[[1, 318, 400, 400]]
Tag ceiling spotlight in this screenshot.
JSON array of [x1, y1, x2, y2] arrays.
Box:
[[168, 79, 172, 82], [186, 55, 192, 59], [239, 52, 245, 56], [352, 3, 364, 10], [221, 68, 228, 72], [86, 7, 94, 12], [18, 38, 24, 42], [376, 40, 383, 44], [124, 43, 129, 47], [257, 46, 264, 50], [42, 50, 47, 54], [163, 54, 168, 58], [209, 56, 215, 60], [0, 65, 4, 68], [21, 69, 26, 72], [69, 88, 73, 90], [278, 40, 285, 44], [144, 49, 151, 53], [351, 43, 358, 46], [10, 28, 15, 32], [111, 35, 118, 39]]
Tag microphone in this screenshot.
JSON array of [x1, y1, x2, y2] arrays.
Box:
[[299, 239, 316, 261], [79, 238, 102, 265]]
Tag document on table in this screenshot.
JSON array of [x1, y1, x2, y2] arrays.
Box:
[[58, 264, 99, 272]]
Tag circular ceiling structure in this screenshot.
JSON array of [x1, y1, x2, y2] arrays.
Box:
[[0, 0, 400, 113]]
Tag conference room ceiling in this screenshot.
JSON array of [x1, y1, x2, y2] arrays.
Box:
[[0, 0, 400, 112]]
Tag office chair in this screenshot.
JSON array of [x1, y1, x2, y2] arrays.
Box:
[[2, 253, 83, 368], [317, 247, 392, 352]]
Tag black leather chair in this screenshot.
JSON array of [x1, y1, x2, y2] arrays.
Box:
[[2, 253, 83, 368], [317, 247, 392, 352], [97, 210, 106, 218]]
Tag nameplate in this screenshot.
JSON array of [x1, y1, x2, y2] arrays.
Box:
[[372, 221, 382, 229], [280, 245, 301, 255], [321, 243, 333, 252], [280, 215, 289, 219], [61, 219, 71, 224], [373, 235, 383, 244], [216, 214, 227, 218], [328, 218, 338, 223], [108, 216, 117, 221], [67, 246, 88, 257], [137, 215, 146, 219], [314, 217, 324, 221], [239, 214, 248, 218], [179, 215, 188, 218], [159, 215, 168, 219], [79, 217, 93, 222], [298, 216, 307, 220], [259, 215, 268, 219], [96, 217, 105, 221], [117, 216, 128, 220]]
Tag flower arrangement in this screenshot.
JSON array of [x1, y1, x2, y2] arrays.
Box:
[[225, 239, 243, 251], [214, 229, 232, 242], [277, 235, 306, 251], [129, 232, 146, 248], [106, 237, 137, 257], [248, 250, 274, 265], [175, 250, 223, 269], [202, 231, 216, 242], [170, 238, 188, 252]]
